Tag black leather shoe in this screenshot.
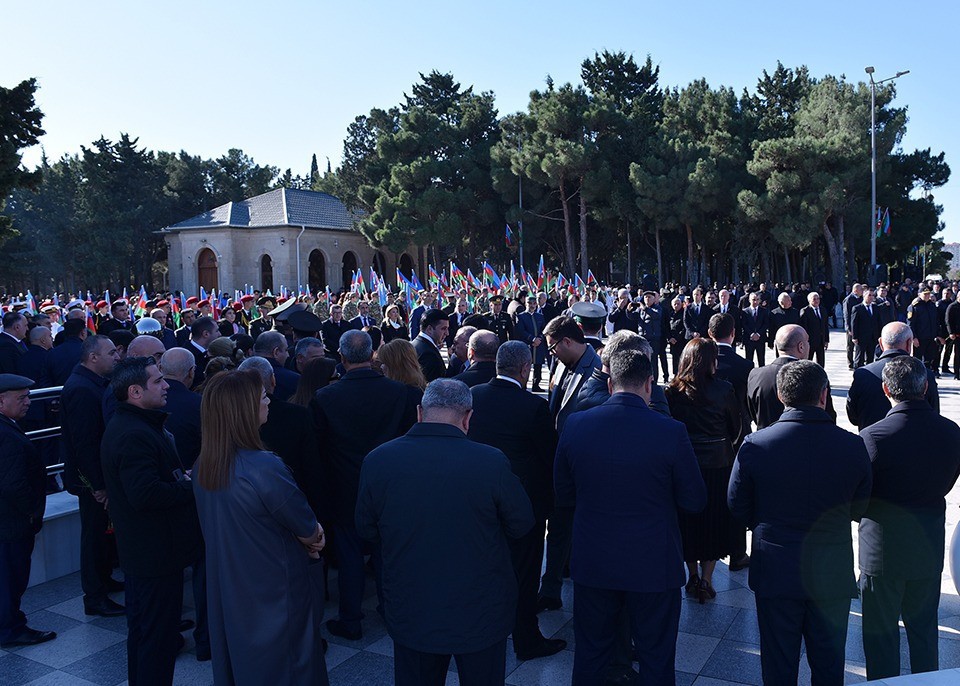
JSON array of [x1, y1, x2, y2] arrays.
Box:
[[196, 648, 212, 662], [326, 619, 362, 641], [105, 578, 125, 593], [729, 554, 751, 571], [517, 637, 566, 660], [84, 597, 125, 617], [535, 596, 563, 613], [1, 627, 57, 648], [178, 619, 195, 632]]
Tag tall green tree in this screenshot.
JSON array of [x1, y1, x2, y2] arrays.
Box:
[[208, 148, 278, 205], [0, 78, 44, 245]]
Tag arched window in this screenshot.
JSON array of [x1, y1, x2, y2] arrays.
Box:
[[341, 251, 358, 291], [260, 254, 274, 293], [308, 249, 327, 292], [398, 253, 415, 278], [373, 251, 387, 277]]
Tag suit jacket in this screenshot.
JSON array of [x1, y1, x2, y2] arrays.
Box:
[[767, 307, 800, 346], [549, 344, 602, 434], [715, 343, 754, 445], [747, 355, 836, 430], [607, 305, 639, 333], [555, 393, 706, 592], [0, 414, 46, 541], [713, 303, 741, 342], [162, 379, 202, 468], [46, 336, 84, 386], [349, 314, 376, 330], [740, 306, 769, 343], [858, 400, 960, 579], [799, 305, 829, 350], [444, 355, 466, 378], [311, 367, 418, 524], [320, 318, 353, 355], [515, 311, 547, 365], [577, 369, 671, 417], [261, 396, 324, 518], [356, 422, 533, 654], [728, 406, 872, 599], [846, 349, 940, 431], [850, 303, 882, 348], [683, 302, 711, 339], [182, 341, 209, 388], [453, 360, 496, 388], [469, 378, 557, 520], [842, 293, 862, 331], [0, 331, 27, 375], [445, 310, 468, 349], [412, 334, 446, 382], [268, 358, 300, 402], [60, 364, 110, 492]]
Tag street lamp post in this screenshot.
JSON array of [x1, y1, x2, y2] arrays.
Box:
[[865, 66, 909, 281]]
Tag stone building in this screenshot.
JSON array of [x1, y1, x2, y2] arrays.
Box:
[[161, 188, 419, 296]]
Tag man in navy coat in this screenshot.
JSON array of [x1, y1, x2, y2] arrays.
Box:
[[729, 360, 872, 686], [357, 379, 533, 686], [555, 349, 706, 685], [515, 295, 547, 391], [858, 355, 960, 680]]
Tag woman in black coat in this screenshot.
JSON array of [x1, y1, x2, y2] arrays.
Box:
[[665, 338, 741, 603], [667, 297, 687, 379], [380, 305, 409, 343]]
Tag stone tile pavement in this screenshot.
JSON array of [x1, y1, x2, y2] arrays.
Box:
[[6, 330, 960, 685]]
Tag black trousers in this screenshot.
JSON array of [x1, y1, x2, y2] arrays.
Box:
[[808, 344, 826, 367], [189, 555, 209, 656], [509, 520, 546, 654], [539, 506, 573, 601], [755, 595, 849, 686], [938, 337, 954, 371], [78, 488, 113, 602], [744, 340, 765, 367], [854, 341, 875, 368], [0, 536, 34, 642], [915, 338, 938, 369], [393, 638, 506, 686], [572, 583, 680, 686], [846, 332, 855, 367], [125, 572, 183, 686], [658, 343, 670, 380], [860, 574, 940, 680], [332, 523, 381, 633]]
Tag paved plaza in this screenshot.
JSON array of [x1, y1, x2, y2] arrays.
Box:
[[5, 330, 960, 685]]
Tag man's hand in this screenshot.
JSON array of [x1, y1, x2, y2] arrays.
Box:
[[93, 490, 109, 509], [750, 333, 759, 341], [298, 524, 326, 559]]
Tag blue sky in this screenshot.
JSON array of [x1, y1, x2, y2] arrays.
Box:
[[3, 1, 957, 242]]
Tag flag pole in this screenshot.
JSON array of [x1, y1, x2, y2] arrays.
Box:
[[518, 141, 525, 268]]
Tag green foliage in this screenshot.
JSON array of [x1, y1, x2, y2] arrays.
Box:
[[0, 78, 44, 245]]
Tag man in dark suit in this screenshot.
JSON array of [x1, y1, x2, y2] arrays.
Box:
[[181, 316, 220, 388], [412, 308, 449, 383], [173, 309, 196, 348], [556, 349, 706, 685], [709, 313, 753, 571], [0, 312, 28, 375], [312, 329, 418, 641], [847, 322, 939, 431], [767, 292, 800, 354], [746, 325, 837, 430], [349, 300, 376, 330], [0, 374, 57, 649], [444, 325, 475, 379], [851, 287, 882, 368], [46, 319, 88, 385], [320, 304, 353, 357], [729, 361, 872, 686], [682, 288, 711, 340], [857, 356, 960, 680], [453, 330, 498, 388], [607, 289, 639, 333], [101, 358, 201, 685], [252, 331, 299, 402], [516, 296, 547, 391], [741, 292, 769, 367], [95, 300, 133, 337], [357, 379, 533, 684], [843, 283, 864, 370], [60, 335, 125, 617], [799, 292, 829, 366], [468, 342, 564, 661], [157, 348, 201, 468], [445, 299, 469, 349]]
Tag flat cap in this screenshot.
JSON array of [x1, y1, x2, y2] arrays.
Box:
[[0, 374, 34, 393]]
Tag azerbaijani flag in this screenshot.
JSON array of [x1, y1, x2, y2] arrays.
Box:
[[505, 224, 514, 247], [881, 208, 891, 235], [24, 291, 37, 315], [356, 270, 367, 296], [86, 308, 97, 334], [135, 287, 148, 317], [170, 296, 181, 328], [428, 264, 440, 288], [586, 269, 597, 286]]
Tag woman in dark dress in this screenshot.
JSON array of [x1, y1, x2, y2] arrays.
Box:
[[664, 338, 741, 603], [194, 370, 328, 685]]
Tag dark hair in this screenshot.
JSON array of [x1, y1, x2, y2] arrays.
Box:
[[63, 318, 87, 337], [290, 356, 338, 407], [881, 355, 928, 402], [668, 338, 717, 404], [108, 329, 135, 350], [110, 356, 156, 401], [365, 325, 382, 350], [543, 315, 585, 344], [80, 334, 110, 362], [708, 313, 735, 340], [609, 348, 652, 390], [776, 360, 828, 407], [421, 308, 449, 330], [231, 333, 255, 356], [110, 301, 127, 314], [191, 315, 218, 339], [2, 311, 25, 328]]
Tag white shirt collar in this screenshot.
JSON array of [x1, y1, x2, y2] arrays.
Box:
[[495, 375, 523, 388], [191, 340, 207, 354], [417, 331, 439, 350]]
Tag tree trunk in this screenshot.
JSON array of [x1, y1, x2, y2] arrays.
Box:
[[655, 226, 663, 286], [822, 214, 846, 292], [685, 223, 695, 286], [783, 245, 792, 284], [760, 249, 771, 282], [700, 244, 708, 286], [578, 187, 589, 279], [559, 177, 576, 277]]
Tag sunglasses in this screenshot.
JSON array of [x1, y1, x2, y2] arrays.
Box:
[[546, 338, 563, 354]]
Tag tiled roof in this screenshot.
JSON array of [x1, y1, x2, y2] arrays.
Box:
[[163, 188, 359, 232]]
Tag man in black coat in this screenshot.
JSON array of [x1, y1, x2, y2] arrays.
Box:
[[843, 283, 864, 370], [946, 296, 960, 380], [101, 358, 201, 685], [857, 356, 960, 680], [444, 325, 475, 379], [729, 361, 872, 686], [607, 289, 639, 333], [46, 319, 88, 386], [799, 292, 829, 366], [0, 374, 56, 648], [320, 304, 352, 357], [741, 292, 769, 367], [157, 348, 202, 468], [173, 309, 196, 348], [682, 288, 711, 340], [847, 322, 939, 431], [60, 334, 125, 617], [747, 325, 836, 430], [468, 342, 564, 662], [453, 330, 499, 388], [0, 312, 28, 375], [96, 301, 133, 337], [312, 329, 418, 641], [908, 288, 939, 371], [252, 331, 299, 402], [767, 292, 800, 353], [851, 288, 883, 368], [412, 308, 449, 383], [181, 315, 220, 389], [356, 379, 533, 684]]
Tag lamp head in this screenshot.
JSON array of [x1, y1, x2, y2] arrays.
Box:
[[865, 66, 875, 74]]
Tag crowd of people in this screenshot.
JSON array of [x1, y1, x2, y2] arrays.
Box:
[[1, 274, 960, 685]]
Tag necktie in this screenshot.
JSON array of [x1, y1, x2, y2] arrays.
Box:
[[815, 308, 820, 319], [867, 306, 872, 316]]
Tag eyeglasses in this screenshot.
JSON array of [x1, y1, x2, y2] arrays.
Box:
[[546, 338, 562, 354]]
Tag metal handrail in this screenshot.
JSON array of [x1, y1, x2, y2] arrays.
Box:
[[25, 385, 66, 476]]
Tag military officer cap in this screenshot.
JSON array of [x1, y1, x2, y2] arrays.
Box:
[[642, 290, 658, 297], [268, 299, 305, 322], [287, 310, 323, 333], [921, 287, 932, 293], [571, 301, 607, 326], [489, 295, 504, 303], [0, 374, 34, 393], [257, 296, 276, 309]]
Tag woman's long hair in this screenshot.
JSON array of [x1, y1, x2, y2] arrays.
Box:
[[290, 356, 338, 407], [196, 370, 265, 491], [377, 339, 427, 390], [667, 338, 718, 404]]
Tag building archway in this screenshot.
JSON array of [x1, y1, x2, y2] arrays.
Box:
[[373, 251, 387, 277], [308, 249, 327, 292], [260, 254, 274, 293], [341, 251, 358, 291], [197, 248, 218, 291], [398, 253, 415, 279]]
